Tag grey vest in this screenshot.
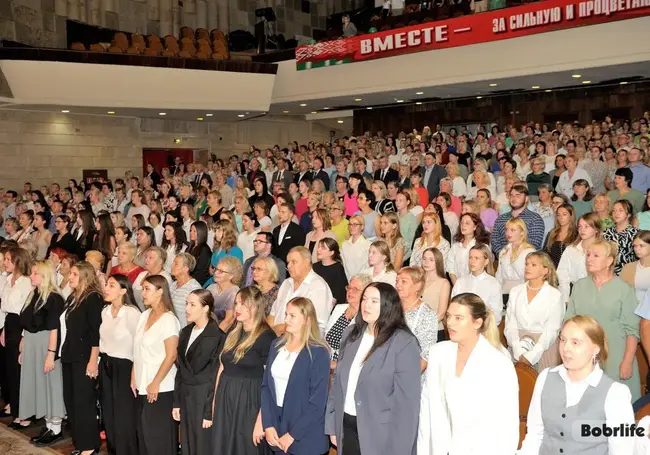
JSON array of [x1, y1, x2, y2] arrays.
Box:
[[539, 369, 613, 455]]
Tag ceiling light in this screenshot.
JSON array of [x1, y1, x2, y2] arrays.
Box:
[[323, 107, 329, 110], [476, 96, 483, 99], [205, 113, 213, 117], [299, 103, 307, 107], [545, 89, 552, 92], [416, 102, 423, 105], [415, 91, 424, 95], [620, 81, 629, 85], [531, 85, 540, 89], [237, 114, 245, 118], [572, 74, 582, 78], [367, 107, 372, 110], [337, 120, 344, 124], [107, 111, 115, 114], [582, 80, 591, 84], [159, 112, 166, 116], [489, 83, 498, 87], [396, 100, 404, 103], [311, 111, 317, 114], [354, 98, 362, 102], [196, 117, 204, 121], [61, 110, 69, 113], [283, 110, 289, 114]]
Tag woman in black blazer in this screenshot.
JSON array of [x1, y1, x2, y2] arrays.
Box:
[[60, 261, 104, 455], [261, 297, 330, 455], [172, 289, 225, 455], [188, 221, 212, 286]]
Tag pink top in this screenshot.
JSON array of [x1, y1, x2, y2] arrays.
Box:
[[450, 195, 462, 217], [415, 187, 429, 208], [480, 208, 499, 232], [344, 192, 359, 217]]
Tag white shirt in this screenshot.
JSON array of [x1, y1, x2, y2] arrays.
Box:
[[360, 266, 397, 287], [451, 176, 467, 198], [170, 279, 202, 328], [452, 272, 503, 323], [418, 336, 519, 455], [446, 239, 476, 280], [271, 346, 300, 407], [238, 230, 259, 263], [126, 205, 151, 225], [557, 242, 588, 304], [344, 332, 375, 416], [278, 222, 291, 244], [164, 244, 187, 273], [152, 224, 164, 247], [496, 245, 536, 293], [133, 270, 173, 311], [0, 275, 33, 328], [341, 236, 371, 280], [186, 326, 205, 354], [518, 365, 634, 455], [99, 305, 141, 361], [443, 211, 459, 239], [133, 310, 180, 394], [504, 282, 564, 364], [555, 168, 593, 198], [270, 269, 334, 336]]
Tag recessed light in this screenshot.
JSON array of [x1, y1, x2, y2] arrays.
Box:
[[366, 107, 372, 110], [416, 102, 423, 105], [107, 111, 115, 114], [354, 98, 362, 102], [205, 113, 213, 117], [61, 110, 69, 113], [572, 74, 582, 78], [531, 85, 540, 89], [323, 107, 329, 110], [396, 100, 404, 103], [196, 117, 203, 121], [476, 96, 483, 99], [337, 120, 344, 124], [299, 103, 307, 107], [283, 110, 289, 114], [415, 91, 424, 95], [159, 112, 166, 116], [311, 111, 317, 114], [237, 114, 245, 118], [620, 81, 629, 85], [582, 80, 591, 84], [545, 89, 552, 92], [489, 83, 498, 87]]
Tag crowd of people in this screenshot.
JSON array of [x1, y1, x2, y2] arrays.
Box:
[[0, 114, 650, 455]]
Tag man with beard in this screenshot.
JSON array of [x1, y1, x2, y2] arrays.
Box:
[[491, 183, 545, 254]]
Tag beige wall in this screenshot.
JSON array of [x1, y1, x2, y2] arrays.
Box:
[[0, 109, 340, 190]]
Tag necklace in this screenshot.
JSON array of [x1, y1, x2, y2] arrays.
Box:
[[526, 281, 543, 291], [403, 298, 421, 313]]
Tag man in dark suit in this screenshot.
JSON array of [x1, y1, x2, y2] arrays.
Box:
[[310, 157, 330, 189], [242, 232, 287, 286], [373, 155, 399, 184], [171, 156, 184, 175], [293, 160, 312, 186], [271, 158, 294, 190], [421, 151, 447, 202], [272, 202, 306, 264]]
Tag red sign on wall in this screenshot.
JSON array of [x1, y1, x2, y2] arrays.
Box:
[[296, 0, 650, 70]]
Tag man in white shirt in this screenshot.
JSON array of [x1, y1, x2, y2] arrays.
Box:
[[269, 246, 333, 336]]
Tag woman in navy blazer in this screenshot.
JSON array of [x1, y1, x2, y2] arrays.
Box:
[[261, 296, 330, 455]]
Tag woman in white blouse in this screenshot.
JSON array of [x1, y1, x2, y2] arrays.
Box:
[[361, 240, 397, 287], [133, 274, 181, 455], [236, 212, 258, 263], [341, 215, 371, 280], [519, 315, 635, 455], [410, 212, 450, 267], [418, 292, 518, 455], [504, 251, 564, 372], [557, 212, 602, 304], [447, 213, 490, 285], [496, 217, 536, 306], [99, 274, 141, 455], [446, 163, 467, 199], [452, 243, 503, 324], [1, 247, 33, 426]]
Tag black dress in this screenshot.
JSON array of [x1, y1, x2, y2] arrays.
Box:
[[212, 328, 276, 455], [313, 261, 348, 306], [47, 232, 79, 258], [544, 240, 567, 268]]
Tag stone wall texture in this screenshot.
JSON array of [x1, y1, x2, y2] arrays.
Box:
[[0, 110, 339, 190]]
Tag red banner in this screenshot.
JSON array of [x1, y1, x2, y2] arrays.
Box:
[[296, 0, 650, 70]]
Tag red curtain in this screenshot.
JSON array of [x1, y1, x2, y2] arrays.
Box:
[[142, 149, 194, 175]]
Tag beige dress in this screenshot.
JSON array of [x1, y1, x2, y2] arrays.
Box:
[[421, 279, 447, 332]]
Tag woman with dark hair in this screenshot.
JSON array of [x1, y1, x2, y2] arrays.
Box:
[[248, 178, 275, 212], [93, 213, 117, 273], [48, 214, 78, 258], [133, 274, 180, 455], [603, 199, 639, 275], [344, 172, 364, 217], [100, 274, 141, 455], [570, 179, 595, 220], [76, 212, 96, 255], [173, 289, 225, 455], [60, 261, 104, 455], [188, 221, 212, 286], [161, 222, 188, 273], [212, 286, 276, 455], [313, 237, 348, 305], [544, 203, 577, 268], [135, 226, 156, 267], [326, 282, 421, 455], [33, 212, 52, 261], [447, 212, 490, 285]]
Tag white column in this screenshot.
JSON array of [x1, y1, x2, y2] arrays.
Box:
[[159, 0, 172, 36], [196, 0, 207, 29], [216, 0, 228, 32]]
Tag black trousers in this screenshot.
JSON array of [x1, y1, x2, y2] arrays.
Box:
[[137, 391, 178, 455], [62, 361, 101, 450], [4, 313, 22, 418], [0, 341, 9, 406], [100, 355, 138, 455], [342, 413, 361, 455]]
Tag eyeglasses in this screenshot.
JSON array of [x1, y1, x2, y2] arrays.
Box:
[[345, 286, 364, 292], [349, 223, 363, 227], [253, 240, 269, 244], [215, 268, 231, 274], [251, 267, 266, 272]]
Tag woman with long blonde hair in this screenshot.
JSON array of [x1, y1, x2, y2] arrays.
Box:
[[17, 261, 66, 444], [212, 286, 276, 454], [504, 251, 564, 372], [495, 217, 536, 306], [378, 212, 406, 269], [261, 297, 330, 454], [410, 212, 451, 267]]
